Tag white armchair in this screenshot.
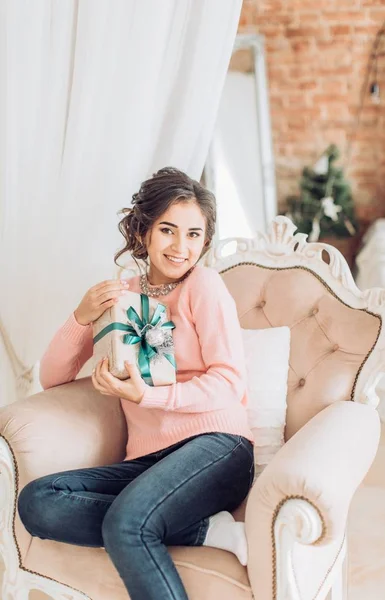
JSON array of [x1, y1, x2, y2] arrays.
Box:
[[1, 216, 385, 600]]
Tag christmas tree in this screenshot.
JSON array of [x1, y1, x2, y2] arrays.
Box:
[[285, 145, 357, 242]]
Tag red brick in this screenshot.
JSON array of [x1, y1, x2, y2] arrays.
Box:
[[353, 24, 382, 36], [286, 26, 322, 38], [330, 25, 352, 36], [323, 11, 369, 23], [238, 3, 255, 26], [367, 8, 385, 24], [362, 0, 385, 5], [321, 80, 348, 94], [291, 40, 317, 53], [318, 65, 352, 76], [351, 169, 377, 178], [299, 12, 322, 25], [298, 79, 319, 90], [312, 93, 347, 104], [257, 0, 286, 11]]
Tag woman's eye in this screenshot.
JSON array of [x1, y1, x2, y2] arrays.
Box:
[[159, 227, 200, 239]]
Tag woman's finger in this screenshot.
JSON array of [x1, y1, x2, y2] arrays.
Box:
[[94, 359, 112, 389], [99, 298, 119, 312], [92, 368, 116, 395], [124, 362, 142, 386], [98, 357, 112, 383], [99, 358, 123, 393], [96, 289, 129, 304], [93, 280, 130, 298], [95, 357, 104, 380], [92, 279, 122, 292], [91, 370, 109, 393]]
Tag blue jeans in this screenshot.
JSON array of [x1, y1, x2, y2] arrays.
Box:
[[18, 432, 254, 600]]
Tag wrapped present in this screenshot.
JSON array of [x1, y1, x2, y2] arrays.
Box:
[[92, 292, 176, 386]]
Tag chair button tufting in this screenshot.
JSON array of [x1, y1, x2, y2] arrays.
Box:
[[312, 308, 319, 315], [299, 378, 306, 387], [332, 344, 339, 352], [259, 300, 266, 308]]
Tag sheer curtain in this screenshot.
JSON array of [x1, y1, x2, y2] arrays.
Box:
[[0, 0, 242, 404]]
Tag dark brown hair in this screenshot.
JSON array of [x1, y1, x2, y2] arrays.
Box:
[[114, 166, 216, 268]]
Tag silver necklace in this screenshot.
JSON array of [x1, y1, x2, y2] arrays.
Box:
[[140, 267, 194, 298]]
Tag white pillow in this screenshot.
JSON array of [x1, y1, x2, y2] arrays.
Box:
[[241, 327, 291, 480]]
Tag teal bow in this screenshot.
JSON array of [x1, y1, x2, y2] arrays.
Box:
[[93, 294, 176, 386]]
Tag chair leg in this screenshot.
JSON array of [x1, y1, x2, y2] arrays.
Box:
[[14, 589, 30, 600], [330, 570, 343, 600], [2, 581, 27, 600], [330, 552, 348, 600]]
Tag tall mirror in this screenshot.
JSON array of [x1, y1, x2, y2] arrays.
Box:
[[203, 33, 277, 242]]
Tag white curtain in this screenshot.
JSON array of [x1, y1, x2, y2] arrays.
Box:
[[0, 0, 242, 405]]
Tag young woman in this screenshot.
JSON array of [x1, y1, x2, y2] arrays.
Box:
[[18, 167, 254, 600]]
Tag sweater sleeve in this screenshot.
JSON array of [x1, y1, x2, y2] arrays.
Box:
[[39, 312, 94, 390], [138, 268, 247, 413]]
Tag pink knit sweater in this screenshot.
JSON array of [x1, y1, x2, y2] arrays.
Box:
[[40, 265, 254, 460]]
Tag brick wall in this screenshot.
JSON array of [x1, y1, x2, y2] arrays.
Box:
[[238, 0, 385, 228]]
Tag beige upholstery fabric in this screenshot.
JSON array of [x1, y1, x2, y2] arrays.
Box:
[[0, 262, 381, 599], [24, 540, 253, 600], [221, 264, 380, 439]]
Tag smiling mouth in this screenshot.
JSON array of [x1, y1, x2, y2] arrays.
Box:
[[164, 255, 187, 264]]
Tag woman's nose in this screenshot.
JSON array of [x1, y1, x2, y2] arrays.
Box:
[[171, 236, 187, 254]]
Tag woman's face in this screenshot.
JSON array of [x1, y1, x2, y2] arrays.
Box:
[[145, 201, 207, 285]]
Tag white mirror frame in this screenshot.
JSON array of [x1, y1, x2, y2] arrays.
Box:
[[204, 32, 277, 241]]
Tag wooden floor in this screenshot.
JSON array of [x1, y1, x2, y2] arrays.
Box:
[[347, 422, 385, 599]]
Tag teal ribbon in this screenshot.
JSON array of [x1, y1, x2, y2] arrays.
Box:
[[93, 294, 176, 386]]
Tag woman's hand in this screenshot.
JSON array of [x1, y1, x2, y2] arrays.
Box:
[[92, 358, 147, 404], [74, 279, 131, 326]]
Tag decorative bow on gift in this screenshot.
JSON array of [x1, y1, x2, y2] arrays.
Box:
[[93, 294, 176, 385]]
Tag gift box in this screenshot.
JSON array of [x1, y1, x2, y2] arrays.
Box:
[[92, 291, 176, 385]]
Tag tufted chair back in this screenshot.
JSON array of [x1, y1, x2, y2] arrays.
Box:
[[220, 263, 381, 440]]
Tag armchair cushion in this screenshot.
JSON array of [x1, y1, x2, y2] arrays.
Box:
[[23, 539, 253, 600]]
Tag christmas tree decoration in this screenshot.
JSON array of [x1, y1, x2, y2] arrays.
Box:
[[321, 197, 342, 221], [285, 144, 357, 242], [313, 153, 329, 175]]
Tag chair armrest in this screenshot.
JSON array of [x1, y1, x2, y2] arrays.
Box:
[[0, 377, 127, 490], [245, 401, 380, 599]]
